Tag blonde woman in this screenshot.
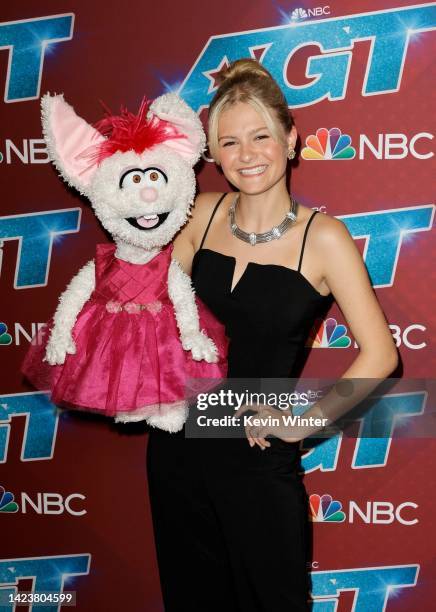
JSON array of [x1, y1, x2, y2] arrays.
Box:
[[146, 59, 398, 612]]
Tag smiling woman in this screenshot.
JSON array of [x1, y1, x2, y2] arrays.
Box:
[[147, 58, 399, 612]]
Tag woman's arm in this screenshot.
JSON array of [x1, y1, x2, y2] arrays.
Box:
[[242, 214, 399, 448], [285, 214, 399, 437], [319, 215, 398, 378]]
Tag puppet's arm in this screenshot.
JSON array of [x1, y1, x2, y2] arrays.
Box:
[[45, 260, 96, 365], [168, 259, 218, 362]]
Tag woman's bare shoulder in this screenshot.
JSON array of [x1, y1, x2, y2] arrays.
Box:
[[186, 192, 229, 243], [173, 192, 229, 257], [190, 192, 228, 222], [311, 210, 353, 249], [309, 210, 364, 282]]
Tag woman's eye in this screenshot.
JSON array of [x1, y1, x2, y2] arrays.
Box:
[[255, 134, 269, 141], [222, 141, 236, 147], [144, 168, 166, 186]]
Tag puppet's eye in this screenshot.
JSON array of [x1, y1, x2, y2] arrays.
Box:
[[119, 167, 167, 190], [144, 168, 167, 186], [120, 170, 144, 189]]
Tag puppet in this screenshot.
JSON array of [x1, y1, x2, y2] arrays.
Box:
[[22, 93, 227, 432]]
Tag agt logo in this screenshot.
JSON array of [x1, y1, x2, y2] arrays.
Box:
[[290, 6, 331, 21], [0, 139, 49, 164], [0, 555, 91, 603], [307, 317, 428, 350], [0, 14, 74, 102], [301, 128, 434, 160], [309, 493, 418, 525], [0, 208, 81, 289], [301, 387, 426, 473], [0, 484, 86, 516], [0, 322, 46, 346], [179, 4, 436, 111]]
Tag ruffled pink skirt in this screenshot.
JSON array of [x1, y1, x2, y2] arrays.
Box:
[[22, 297, 228, 420]]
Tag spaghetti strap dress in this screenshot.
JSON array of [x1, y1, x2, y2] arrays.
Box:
[[146, 194, 332, 612]]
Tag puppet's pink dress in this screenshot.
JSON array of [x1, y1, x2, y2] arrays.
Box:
[[22, 243, 228, 420]]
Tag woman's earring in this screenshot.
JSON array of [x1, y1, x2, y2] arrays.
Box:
[[287, 147, 296, 160]]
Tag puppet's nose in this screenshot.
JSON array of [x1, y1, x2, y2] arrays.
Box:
[[140, 187, 158, 203]]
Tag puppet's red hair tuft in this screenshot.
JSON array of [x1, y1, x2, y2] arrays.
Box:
[[91, 98, 182, 163]]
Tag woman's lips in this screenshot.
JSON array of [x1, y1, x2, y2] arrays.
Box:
[[238, 165, 268, 177]]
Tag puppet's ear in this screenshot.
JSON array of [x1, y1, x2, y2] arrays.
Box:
[[149, 93, 206, 166], [41, 93, 106, 194]]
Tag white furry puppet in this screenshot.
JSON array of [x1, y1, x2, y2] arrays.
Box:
[[22, 93, 227, 432]]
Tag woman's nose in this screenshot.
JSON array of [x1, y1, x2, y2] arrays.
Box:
[[140, 187, 158, 203], [239, 142, 254, 162]]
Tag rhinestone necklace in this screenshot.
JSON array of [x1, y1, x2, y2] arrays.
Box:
[[229, 194, 298, 246]]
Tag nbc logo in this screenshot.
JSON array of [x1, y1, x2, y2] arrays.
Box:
[[290, 6, 330, 21], [306, 317, 351, 348], [0, 485, 86, 516], [291, 8, 308, 20], [309, 493, 346, 522], [0, 321, 46, 346], [0, 322, 13, 345], [302, 127, 356, 160], [0, 485, 19, 513], [310, 493, 418, 525], [0, 138, 49, 164]]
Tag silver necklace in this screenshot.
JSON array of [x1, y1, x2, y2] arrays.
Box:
[[229, 194, 298, 246]]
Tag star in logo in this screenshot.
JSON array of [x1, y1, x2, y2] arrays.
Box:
[[249, 44, 272, 64], [202, 56, 230, 94]]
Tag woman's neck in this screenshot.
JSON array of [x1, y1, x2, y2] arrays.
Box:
[[236, 182, 292, 234]]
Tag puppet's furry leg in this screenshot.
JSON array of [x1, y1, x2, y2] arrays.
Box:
[[45, 260, 96, 365], [168, 258, 218, 363], [114, 401, 188, 432], [146, 402, 188, 432]]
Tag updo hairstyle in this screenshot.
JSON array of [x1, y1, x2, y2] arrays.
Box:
[[208, 58, 294, 163]]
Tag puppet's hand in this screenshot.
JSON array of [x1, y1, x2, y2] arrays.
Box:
[[44, 332, 76, 365], [182, 331, 218, 363]]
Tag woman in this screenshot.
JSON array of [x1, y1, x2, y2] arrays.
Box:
[[146, 59, 398, 611]]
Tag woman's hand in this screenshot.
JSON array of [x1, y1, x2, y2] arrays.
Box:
[[234, 404, 301, 449]]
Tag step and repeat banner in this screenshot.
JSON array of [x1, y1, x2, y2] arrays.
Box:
[[0, 1, 435, 610]]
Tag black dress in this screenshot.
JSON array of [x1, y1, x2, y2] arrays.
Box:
[[147, 194, 331, 612]]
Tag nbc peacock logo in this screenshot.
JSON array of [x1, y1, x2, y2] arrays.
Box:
[[0, 322, 13, 345], [306, 317, 351, 348], [0, 485, 19, 513], [301, 127, 356, 160], [291, 7, 308, 20], [309, 493, 346, 522]]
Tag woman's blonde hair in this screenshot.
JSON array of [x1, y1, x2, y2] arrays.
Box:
[[208, 58, 294, 163]]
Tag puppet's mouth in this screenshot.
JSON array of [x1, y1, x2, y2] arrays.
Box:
[[126, 212, 170, 230]]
